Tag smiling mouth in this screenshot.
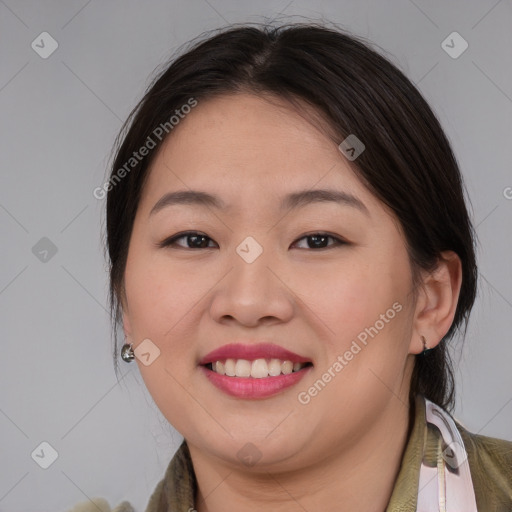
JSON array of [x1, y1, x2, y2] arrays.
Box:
[[203, 358, 313, 378]]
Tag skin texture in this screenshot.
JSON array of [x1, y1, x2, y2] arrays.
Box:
[[121, 92, 462, 511]]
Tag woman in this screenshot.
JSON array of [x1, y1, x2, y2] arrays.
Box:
[[74, 22, 512, 512]]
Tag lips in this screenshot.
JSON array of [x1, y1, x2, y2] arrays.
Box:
[[199, 342, 313, 399]]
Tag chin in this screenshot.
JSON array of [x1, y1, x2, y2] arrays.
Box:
[[187, 427, 311, 472]]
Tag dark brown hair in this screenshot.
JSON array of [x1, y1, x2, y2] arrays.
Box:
[[105, 22, 477, 412]]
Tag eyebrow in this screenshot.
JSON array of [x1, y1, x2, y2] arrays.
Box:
[[149, 188, 369, 216]]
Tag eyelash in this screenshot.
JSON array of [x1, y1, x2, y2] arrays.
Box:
[[158, 231, 348, 250]]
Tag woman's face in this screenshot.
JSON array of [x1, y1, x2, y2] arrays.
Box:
[[122, 92, 419, 470]]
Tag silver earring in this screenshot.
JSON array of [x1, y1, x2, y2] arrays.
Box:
[[421, 335, 431, 355], [121, 343, 135, 362]]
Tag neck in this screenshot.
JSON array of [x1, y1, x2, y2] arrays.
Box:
[[189, 397, 414, 512]]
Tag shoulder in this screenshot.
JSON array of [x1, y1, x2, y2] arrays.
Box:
[[456, 421, 512, 505], [67, 497, 136, 512]]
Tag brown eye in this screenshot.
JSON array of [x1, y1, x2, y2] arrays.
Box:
[[292, 233, 346, 250], [160, 231, 217, 249]]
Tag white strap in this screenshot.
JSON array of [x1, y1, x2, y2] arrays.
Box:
[[416, 398, 478, 511]]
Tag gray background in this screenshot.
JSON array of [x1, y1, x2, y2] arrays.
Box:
[[1, 1, 511, 511]]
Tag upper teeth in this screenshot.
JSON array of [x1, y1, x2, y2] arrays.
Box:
[[211, 358, 307, 378]]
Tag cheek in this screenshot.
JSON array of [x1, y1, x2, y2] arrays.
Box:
[[307, 250, 414, 410], [123, 245, 197, 350], [301, 265, 412, 428], [308, 257, 407, 343], [332, 256, 412, 368], [123, 248, 201, 432]]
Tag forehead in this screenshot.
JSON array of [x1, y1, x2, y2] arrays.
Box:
[[138, 92, 379, 215]]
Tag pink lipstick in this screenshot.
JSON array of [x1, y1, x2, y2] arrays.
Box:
[[199, 343, 313, 399]]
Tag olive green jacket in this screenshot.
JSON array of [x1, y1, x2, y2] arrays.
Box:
[[69, 395, 512, 512]]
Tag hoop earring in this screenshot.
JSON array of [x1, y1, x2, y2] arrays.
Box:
[[121, 343, 135, 362], [421, 335, 432, 355]]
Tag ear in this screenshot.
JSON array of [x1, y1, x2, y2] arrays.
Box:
[[409, 250, 463, 354]]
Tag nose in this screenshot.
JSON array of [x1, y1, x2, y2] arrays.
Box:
[[209, 241, 294, 328]]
